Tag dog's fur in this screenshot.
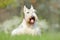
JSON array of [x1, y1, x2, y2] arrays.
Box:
[[11, 5, 41, 35]]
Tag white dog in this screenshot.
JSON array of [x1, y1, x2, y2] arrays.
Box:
[[11, 5, 41, 36]]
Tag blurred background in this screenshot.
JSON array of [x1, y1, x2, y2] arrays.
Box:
[[0, 0, 60, 33]]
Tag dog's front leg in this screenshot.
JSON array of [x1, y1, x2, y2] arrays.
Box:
[[11, 27, 25, 35]]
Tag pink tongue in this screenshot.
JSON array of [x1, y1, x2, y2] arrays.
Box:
[[30, 19, 34, 23]]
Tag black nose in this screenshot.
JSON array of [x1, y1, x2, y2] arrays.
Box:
[[31, 16, 35, 18], [31, 16, 35, 20]]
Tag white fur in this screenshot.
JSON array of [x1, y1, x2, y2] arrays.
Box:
[[11, 5, 41, 36]]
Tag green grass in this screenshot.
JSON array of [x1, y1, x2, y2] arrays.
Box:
[[0, 32, 60, 40]]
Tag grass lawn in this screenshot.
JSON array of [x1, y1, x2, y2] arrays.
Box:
[[0, 32, 60, 40]]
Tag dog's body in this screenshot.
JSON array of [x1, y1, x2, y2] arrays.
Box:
[[11, 5, 41, 35]]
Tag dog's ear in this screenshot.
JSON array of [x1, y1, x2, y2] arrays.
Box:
[[24, 5, 28, 11], [31, 5, 36, 11], [31, 5, 34, 9]]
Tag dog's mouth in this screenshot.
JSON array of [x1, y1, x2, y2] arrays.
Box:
[[29, 16, 35, 24]]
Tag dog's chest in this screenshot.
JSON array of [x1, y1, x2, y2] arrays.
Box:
[[19, 19, 40, 35]]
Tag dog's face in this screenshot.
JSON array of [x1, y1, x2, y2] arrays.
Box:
[[24, 5, 38, 25]]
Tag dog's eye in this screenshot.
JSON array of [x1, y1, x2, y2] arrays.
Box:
[[27, 12, 29, 14]]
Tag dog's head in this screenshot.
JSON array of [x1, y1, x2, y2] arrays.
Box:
[[24, 5, 38, 25]]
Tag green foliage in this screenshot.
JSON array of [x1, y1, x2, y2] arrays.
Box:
[[0, 0, 14, 8]]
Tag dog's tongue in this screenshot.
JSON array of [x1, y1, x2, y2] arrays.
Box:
[[30, 19, 34, 24]]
